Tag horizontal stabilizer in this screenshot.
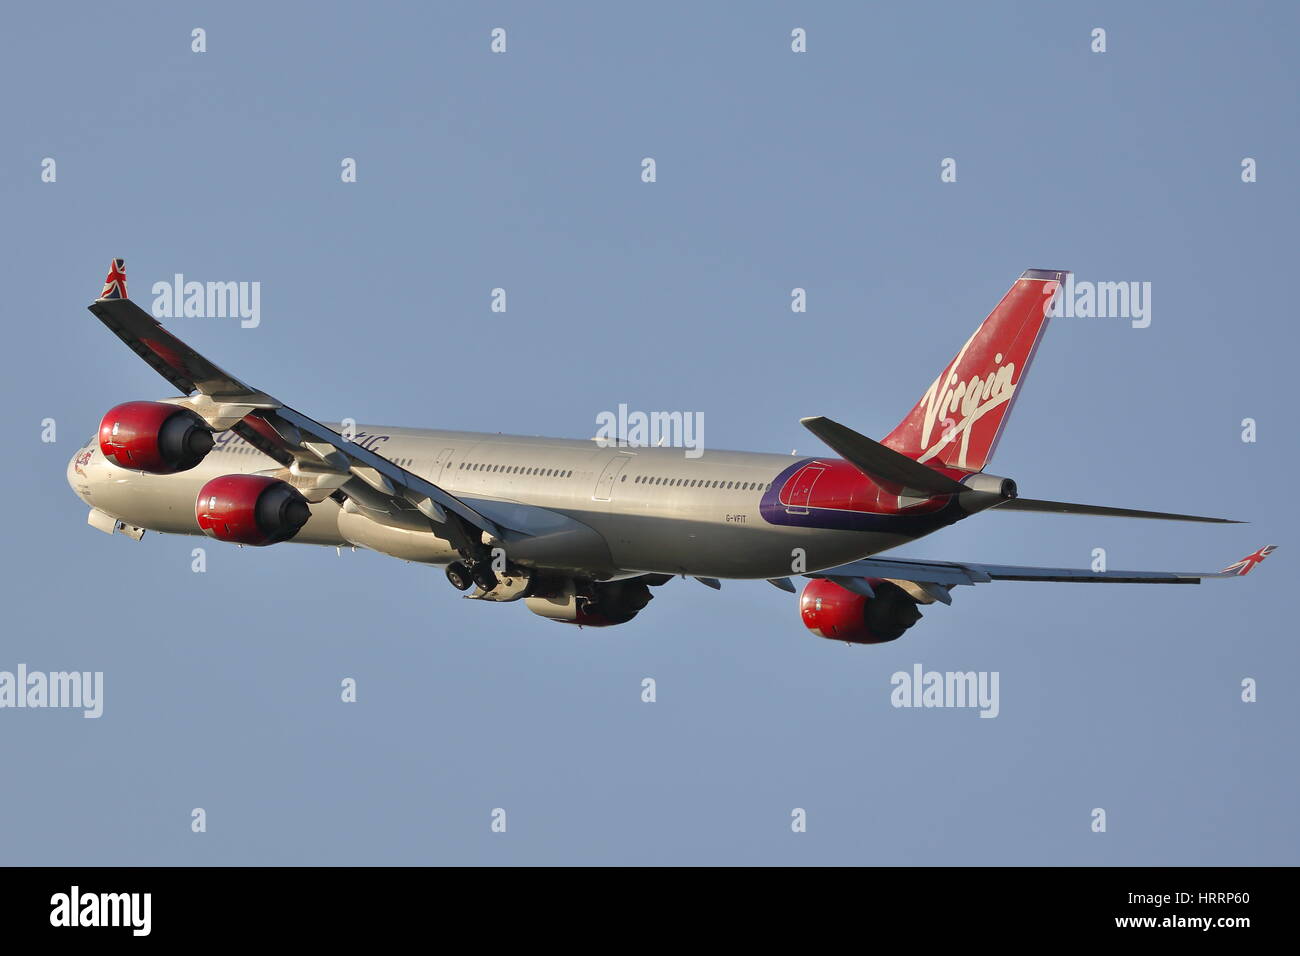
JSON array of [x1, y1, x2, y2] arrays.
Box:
[[800, 416, 968, 497], [994, 497, 1240, 524]]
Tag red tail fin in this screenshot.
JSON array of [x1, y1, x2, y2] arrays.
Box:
[[883, 269, 1066, 472]]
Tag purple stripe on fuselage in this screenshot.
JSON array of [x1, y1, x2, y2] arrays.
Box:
[[759, 458, 965, 535]]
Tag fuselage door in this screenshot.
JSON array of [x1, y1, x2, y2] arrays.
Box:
[[432, 447, 455, 482], [784, 463, 826, 515], [592, 454, 632, 502]]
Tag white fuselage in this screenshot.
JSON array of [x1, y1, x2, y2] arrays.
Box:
[[68, 422, 937, 580]]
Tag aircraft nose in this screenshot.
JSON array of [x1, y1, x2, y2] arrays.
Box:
[[67, 440, 96, 503]]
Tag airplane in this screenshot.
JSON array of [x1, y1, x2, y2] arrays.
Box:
[[67, 260, 1275, 642]]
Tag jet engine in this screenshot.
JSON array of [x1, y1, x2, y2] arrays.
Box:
[[799, 578, 922, 644], [195, 475, 311, 546], [98, 401, 215, 474], [524, 578, 653, 627]]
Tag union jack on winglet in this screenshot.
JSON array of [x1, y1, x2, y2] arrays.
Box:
[[99, 258, 127, 300], [1220, 545, 1277, 576]]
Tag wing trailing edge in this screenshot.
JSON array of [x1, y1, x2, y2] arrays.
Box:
[[808, 545, 1277, 589]]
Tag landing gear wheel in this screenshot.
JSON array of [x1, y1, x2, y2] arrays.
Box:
[[471, 565, 499, 592], [445, 562, 473, 591]]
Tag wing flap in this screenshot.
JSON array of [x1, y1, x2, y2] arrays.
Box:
[[812, 557, 984, 587], [272, 407, 501, 536]]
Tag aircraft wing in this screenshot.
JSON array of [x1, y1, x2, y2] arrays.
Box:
[[808, 545, 1277, 600], [87, 259, 502, 548]]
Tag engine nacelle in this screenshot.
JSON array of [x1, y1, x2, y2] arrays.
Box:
[[195, 475, 311, 546], [99, 401, 215, 474], [524, 578, 653, 627], [799, 578, 922, 644]]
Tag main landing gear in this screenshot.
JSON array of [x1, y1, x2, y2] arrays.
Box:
[[445, 560, 498, 593], [445, 561, 473, 591]]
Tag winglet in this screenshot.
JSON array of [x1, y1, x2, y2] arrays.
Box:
[[1219, 545, 1277, 576], [99, 258, 128, 300]]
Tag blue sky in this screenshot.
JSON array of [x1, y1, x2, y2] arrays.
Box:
[[1, 1, 1296, 864]]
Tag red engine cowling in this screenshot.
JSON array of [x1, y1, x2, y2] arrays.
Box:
[[99, 401, 215, 474], [195, 475, 312, 546], [799, 578, 922, 644]]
